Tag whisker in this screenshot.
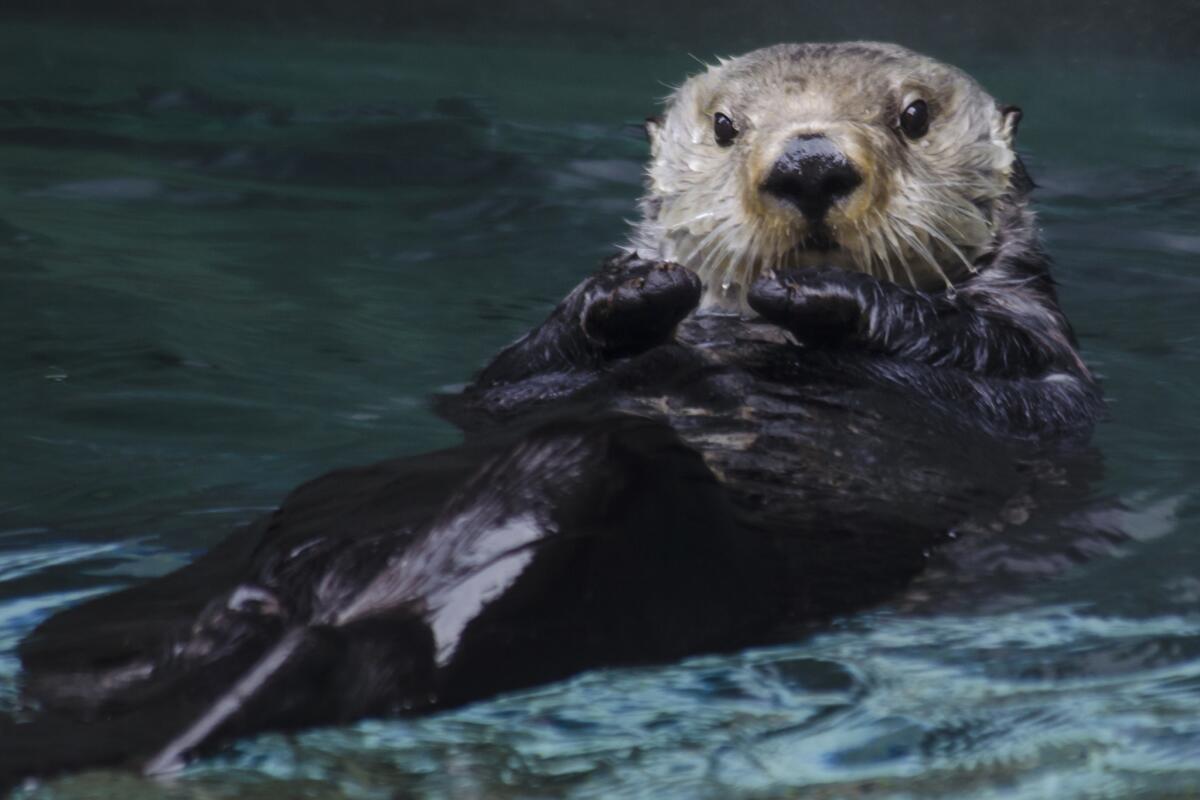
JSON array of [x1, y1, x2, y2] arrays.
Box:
[[664, 211, 718, 232], [890, 218, 953, 289], [904, 214, 977, 275], [682, 217, 738, 272]]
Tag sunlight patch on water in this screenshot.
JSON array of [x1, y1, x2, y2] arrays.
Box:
[[0, 543, 123, 585]]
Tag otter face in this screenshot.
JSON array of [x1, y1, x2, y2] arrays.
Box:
[[636, 42, 1024, 308]]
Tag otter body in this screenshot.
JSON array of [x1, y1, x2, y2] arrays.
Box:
[[469, 41, 1099, 434], [4, 43, 1101, 786]]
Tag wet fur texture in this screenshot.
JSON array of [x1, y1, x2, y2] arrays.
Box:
[[467, 42, 1102, 434], [3, 42, 1104, 788], [632, 42, 1025, 303]]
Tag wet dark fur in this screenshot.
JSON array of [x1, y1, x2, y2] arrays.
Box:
[[2, 110, 1103, 794], [456, 194, 1101, 436]]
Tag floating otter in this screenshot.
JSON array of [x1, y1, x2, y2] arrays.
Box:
[[3, 42, 1102, 786]]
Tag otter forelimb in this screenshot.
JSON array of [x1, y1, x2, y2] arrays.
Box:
[[748, 266, 1085, 380], [455, 254, 699, 416], [746, 254, 1102, 435]]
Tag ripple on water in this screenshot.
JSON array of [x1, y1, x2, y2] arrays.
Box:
[[11, 608, 1193, 799]]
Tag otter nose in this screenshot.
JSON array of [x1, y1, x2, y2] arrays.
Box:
[[761, 134, 862, 221]]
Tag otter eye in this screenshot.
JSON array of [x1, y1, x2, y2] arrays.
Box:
[[713, 112, 738, 146], [899, 99, 929, 139]]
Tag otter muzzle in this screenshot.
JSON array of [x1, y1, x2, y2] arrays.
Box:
[[761, 134, 861, 222]]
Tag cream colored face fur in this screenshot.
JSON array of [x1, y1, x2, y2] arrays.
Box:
[[629, 42, 1022, 309]]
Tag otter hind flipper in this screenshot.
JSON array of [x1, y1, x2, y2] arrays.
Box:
[[8, 413, 771, 782], [2, 615, 438, 788], [17, 516, 269, 715], [142, 616, 438, 775]]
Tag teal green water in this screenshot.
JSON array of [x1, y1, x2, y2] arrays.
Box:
[[1, 20, 1199, 798]]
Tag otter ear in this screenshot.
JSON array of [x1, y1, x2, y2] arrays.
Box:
[[999, 104, 1022, 145], [998, 104, 1035, 194], [644, 115, 663, 156]]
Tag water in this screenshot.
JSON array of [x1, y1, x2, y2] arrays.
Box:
[[2, 16, 1199, 799]]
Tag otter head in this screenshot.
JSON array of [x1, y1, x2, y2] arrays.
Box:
[[633, 42, 1026, 309]]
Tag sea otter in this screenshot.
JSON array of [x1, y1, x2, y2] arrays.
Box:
[[2, 42, 1101, 787], [456, 42, 1098, 432]]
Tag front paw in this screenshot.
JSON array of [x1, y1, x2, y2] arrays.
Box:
[[747, 267, 869, 347], [580, 255, 701, 357]]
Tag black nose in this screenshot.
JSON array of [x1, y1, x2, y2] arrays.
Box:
[[761, 134, 862, 221]]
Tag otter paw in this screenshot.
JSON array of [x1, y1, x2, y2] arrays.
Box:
[[581, 257, 701, 357], [748, 268, 869, 347]]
